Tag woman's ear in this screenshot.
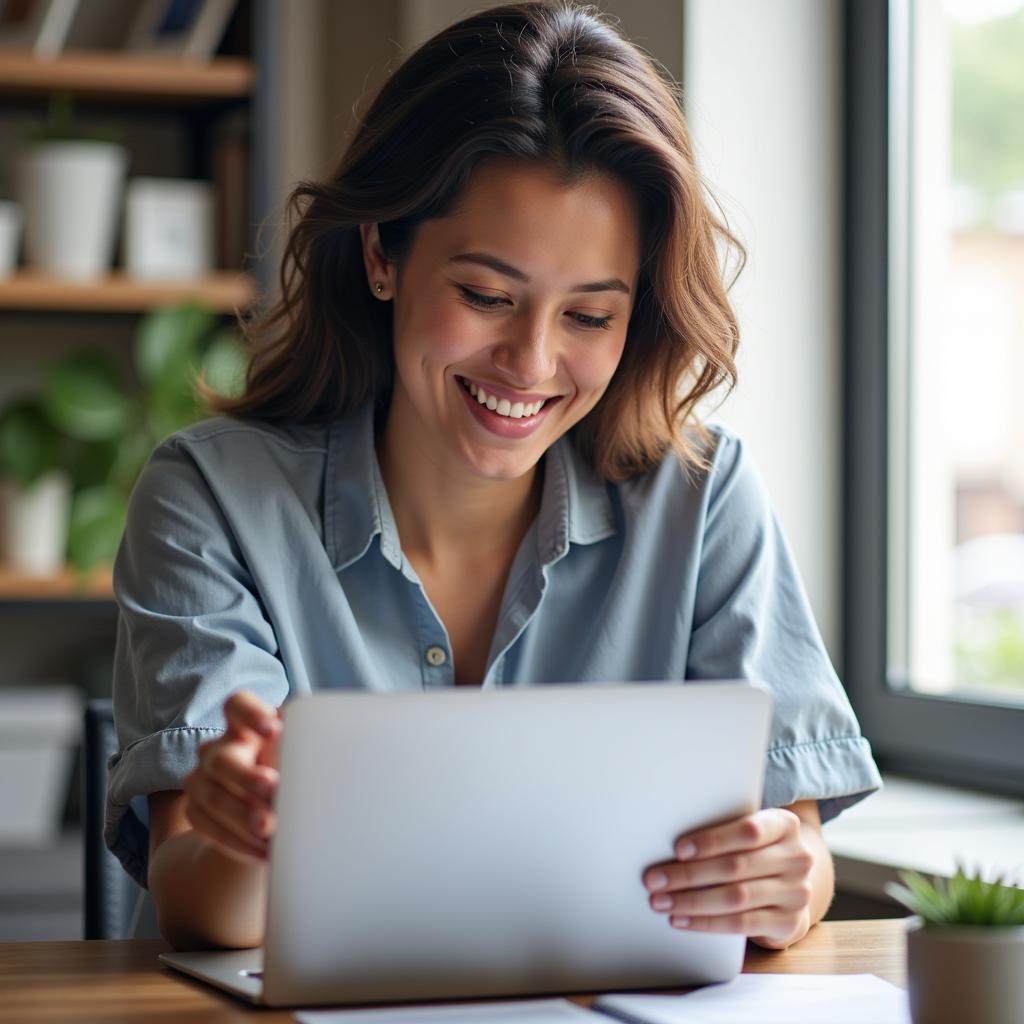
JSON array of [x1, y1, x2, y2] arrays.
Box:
[[359, 223, 394, 300]]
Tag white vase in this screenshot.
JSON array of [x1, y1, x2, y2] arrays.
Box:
[[907, 916, 1024, 1024], [14, 141, 128, 281], [0, 470, 72, 574], [0, 200, 23, 278]]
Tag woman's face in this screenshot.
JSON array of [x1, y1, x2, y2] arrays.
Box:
[[362, 159, 642, 483]]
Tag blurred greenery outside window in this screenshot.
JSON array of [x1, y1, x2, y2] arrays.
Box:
[[889, 0, 1024, 703], [0, 304, 247, 573]]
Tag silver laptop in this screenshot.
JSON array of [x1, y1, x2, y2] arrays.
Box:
[[160, 681, 772, 1007]]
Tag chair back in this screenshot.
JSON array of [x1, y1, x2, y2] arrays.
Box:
[[83, 700, 155, 939]]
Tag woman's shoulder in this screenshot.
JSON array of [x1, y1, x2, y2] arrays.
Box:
[[164, 415, 333, 458], [129, 416, 346, 525], [614, 420, 751, 507]]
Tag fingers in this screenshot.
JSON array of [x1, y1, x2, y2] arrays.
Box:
[[644, 843, 813, 894], [223, 690, 282, 745], [184, 767, 276, 857], [199, 738, 279, 804], [181, 690, 283, 859], [649, 875, 812, 919], [185, 791, 269, 864], [669, 907, 808, 945], [671, 808, 799, 863]]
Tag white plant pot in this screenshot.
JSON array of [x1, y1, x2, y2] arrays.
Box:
[[14, 141, 128, 281], [0, 199, 23, 278], [0, 469, 72, 574], [907, 916, 1024, 1024]]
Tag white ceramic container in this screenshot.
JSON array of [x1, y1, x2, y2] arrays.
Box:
[[124, 177, 214, 280], [0, 469, 72, 574], [0, 200, 23, 278], [14, 141, 128, 280]]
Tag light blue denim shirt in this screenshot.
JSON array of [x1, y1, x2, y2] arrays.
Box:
[[106, 402, 882, 887]]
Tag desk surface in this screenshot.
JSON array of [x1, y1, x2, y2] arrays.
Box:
[[0, 919, 907, 1023]]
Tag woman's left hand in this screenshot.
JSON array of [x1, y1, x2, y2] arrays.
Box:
[[643, 807, 817, 950]]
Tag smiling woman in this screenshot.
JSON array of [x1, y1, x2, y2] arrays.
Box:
[[104, 0, 882, 957]]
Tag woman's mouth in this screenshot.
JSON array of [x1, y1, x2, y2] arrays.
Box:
[[455, 376, 562, 437]]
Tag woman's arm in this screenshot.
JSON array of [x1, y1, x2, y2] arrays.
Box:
[[148, 790, 269, 950], [642, 798, 833, 951], [146, 692, 282, 950]]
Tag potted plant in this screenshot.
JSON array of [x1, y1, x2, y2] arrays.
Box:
[[0, 399, 72, 574], [13, 92, 128, 280], [886, 865, 1024, 1024], [0, 302, 247, 576]]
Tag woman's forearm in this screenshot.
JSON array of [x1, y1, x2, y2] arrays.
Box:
[[803, 819, 836, 928], [148, 829, 269, 950]]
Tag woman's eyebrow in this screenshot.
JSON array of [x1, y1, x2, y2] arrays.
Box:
[[446, 251, 631, 295]]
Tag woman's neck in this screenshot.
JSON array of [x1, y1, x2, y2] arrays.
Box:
[[375, 402, 543, 569]]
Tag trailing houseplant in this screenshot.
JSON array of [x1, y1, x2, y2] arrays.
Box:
[[886, 864, 1024, 1024], [0, 302, 247, 576]]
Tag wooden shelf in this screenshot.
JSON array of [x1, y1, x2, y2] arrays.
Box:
[[0, 51, 253, 102], [0, 564, 113, 601], [0, 270, 256, 313]]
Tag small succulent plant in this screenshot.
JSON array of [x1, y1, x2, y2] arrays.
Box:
[[886, 864, 1024, 927]]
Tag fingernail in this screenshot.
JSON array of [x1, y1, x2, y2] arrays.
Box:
[[677, 842, 697, 860], [670, 916, 691, 928], [652, 895, 673, 911], [647, 870, 668, 892]]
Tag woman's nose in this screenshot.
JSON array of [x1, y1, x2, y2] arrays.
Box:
[[490, 322, 558, 389]]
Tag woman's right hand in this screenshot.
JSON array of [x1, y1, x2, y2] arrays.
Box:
[[182, 690, 282, 863]]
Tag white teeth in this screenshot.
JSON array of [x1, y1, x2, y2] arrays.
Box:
[[462, 379, 548, 419]]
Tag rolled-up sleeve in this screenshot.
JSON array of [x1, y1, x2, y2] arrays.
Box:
[[686, 431, 883, 823], [105, 437, 289, 887]]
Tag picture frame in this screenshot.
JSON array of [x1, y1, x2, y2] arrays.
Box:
[[0, 0, 79, 58], [125, 0, 236, 62]]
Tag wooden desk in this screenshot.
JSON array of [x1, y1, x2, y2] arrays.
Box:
[[0, 919, 907, 1023]]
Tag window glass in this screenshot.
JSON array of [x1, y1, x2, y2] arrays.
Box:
[[889, 0, 1024, 703]]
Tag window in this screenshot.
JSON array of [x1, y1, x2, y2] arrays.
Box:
[[844, 0, 1024, 792]]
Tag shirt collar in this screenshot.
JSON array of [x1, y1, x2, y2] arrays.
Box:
[[326, 403, 617, 572]]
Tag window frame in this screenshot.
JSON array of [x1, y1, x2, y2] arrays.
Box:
[[842, 0, 1024, 796]]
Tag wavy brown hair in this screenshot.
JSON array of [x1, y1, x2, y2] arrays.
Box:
[[208, 0, 744, 481]]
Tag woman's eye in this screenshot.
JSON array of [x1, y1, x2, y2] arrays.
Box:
[[570, 311, 614, 331], [457, 285, 507, 309], [456, 286, 614, 331]]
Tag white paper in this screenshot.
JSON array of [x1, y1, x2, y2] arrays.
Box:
[[295, 997, 599, 1024], [595, 974, 911, 1024]]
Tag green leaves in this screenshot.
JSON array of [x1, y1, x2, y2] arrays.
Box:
[[67, 485, 128, 574], [200, 330, 248, 399], [0, 400, 61, 489], [0, 300, 250, 573], [885, 864, 1024, 928], [43, 352, 133, 441]]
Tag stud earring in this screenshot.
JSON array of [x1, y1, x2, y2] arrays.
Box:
[[375, 282, 384, 294]]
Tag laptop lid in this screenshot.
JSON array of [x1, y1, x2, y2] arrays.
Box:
[[252, 681, 771, 1007]]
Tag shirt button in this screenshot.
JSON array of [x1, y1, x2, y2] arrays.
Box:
[[425, 645, 448, 667]]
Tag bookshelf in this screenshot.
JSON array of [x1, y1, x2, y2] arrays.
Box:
[[0, 51, 253, 102], [0, 0, 274, 630], [0, 564, 113, 602], [0, 269, 256, 313]]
